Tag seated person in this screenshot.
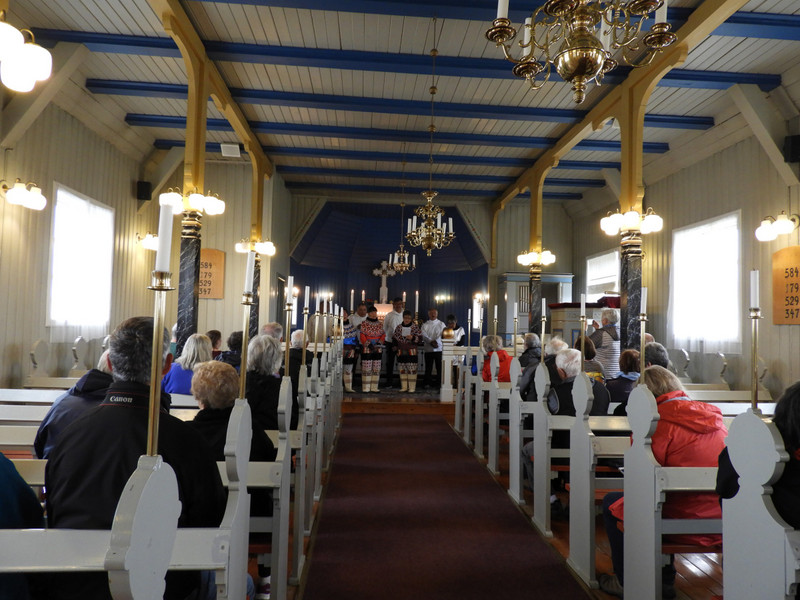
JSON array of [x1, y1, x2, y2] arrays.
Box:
[[162, 333, 212, 394], [34, 350, 113, 459], [481, 335, 511, 383], [206, 329, 222, 359], [717, 380, 800, 528], [547, 349, 610, 417], [215, 330, 243, 371], [44, 316, 226, 600], [286, 329, 313, 429], [1, 452, 45, 599], [574, 336, 604, 382], [189, 360, 277, 517], [542, 337, 568, 386], [245, 335, 284, 432], [518, 332, 541, 369], [588, 307, 621, 379], [644, 341, 669, 369], [599, 365, 727, 599], [607, 349, 640, 416]]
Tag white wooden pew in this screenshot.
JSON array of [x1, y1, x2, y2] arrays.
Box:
[[459, 346, 478, 446], [624, 385, 722, 600], [0, 425, 37, 453], [472, 349, 489, 459], [0, 397, 253, 600], [507, 365, 534, 505], [723, 409, 800, 599], [451, 347, 468, 432], [486, 356, 519, 476]]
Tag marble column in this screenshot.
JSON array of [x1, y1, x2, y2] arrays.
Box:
[[619, 231, 642, 349], [176, 211, 202, 357], [528, 265, 542, 335], [249, 255, 261, 340]]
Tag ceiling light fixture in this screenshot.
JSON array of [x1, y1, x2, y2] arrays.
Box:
[[236, 238, 277, 256], [0, 12, 52, 93], [486, 0, 677, 104], [600, 206, 663, 236], [158, 187, 226, 216], [406, 17, 455, 257]]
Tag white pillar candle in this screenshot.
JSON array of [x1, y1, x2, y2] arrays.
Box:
[[407, 218, 412, 233], [305, 285, 310, 310], [437, 214, 442, 229], [523, 17, 532, 47], [154, 203, 173, 272], [412, 215, 417, 230], [415, 290, 419, 313], [244, 251, 256, 292], [389, 253, 392, 264], [655, 0, 668, 23], [448, 217, 453, 233], [350, 289, 354, 310], [412, 254, 416, 266], [514, 302, 518, 318], [580, 293, 586, 318], [362, 290, 365, 301], [640, 286, 648, 315], [542, 297, 546, 317], [402, 291, 406, 303], [287, 276, 293, 295], [496, 0, 509, 19], [468, 308, 471, 322], [750, 270, 760, 308], [494, 304, 498, 319]]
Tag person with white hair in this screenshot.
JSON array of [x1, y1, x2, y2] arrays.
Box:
[[589, 307, 621, 379], [245, 334, 284, 431], [260, 321, 283, 341], [542, 337, 569, 386], [284, 329, 313, 428], [34, 349, 114, 459]]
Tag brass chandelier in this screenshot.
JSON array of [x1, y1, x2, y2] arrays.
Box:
[[485, 0, 677, 104], [406, 18, 455, 257], [391, 202, 416, 274]]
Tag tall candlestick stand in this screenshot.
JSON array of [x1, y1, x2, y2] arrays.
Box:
[[147, 270, 174, 457], [750, 307, 761, 411], [238, 291, 255, 400], [541, 312, 547, 344], [579, 315, 586, 372], [639, 311, 648, 377], [466, 316, 472, 350], [513, 316, 518, 356]]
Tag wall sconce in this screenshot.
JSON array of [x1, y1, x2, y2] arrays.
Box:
[[0, 12, 52, 93], [600, 207, 663, 236], [235, 238, 277, 256], [1, 178, 46, 210], [159, 187, 226, 215], [434, 294, 451, 304], [136, 232, 159, 251], [755, 211, 800, 242]]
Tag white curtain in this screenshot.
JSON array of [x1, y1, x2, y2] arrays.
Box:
[[47, 185, 115, 343], [667, 211, 741, 354]]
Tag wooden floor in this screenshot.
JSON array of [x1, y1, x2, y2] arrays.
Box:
[[335, 387, 724, 600]]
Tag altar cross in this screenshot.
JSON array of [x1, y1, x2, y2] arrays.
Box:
[[372, 260, 396, 304]]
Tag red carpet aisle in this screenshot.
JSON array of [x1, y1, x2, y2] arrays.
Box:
[[301, 414, 591, 600]]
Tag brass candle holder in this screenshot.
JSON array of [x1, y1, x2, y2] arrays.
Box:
[[146, 270, 175, 457], [238, 291, 255, 400], [750, 307, 761, 411]]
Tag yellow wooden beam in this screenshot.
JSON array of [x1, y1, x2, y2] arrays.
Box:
[[491, 0, 749, 246], [148, 0, 274, 221]]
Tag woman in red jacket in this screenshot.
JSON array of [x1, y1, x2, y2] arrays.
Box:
[[481, 335, 511, 383], [599, 365, 728, 598]]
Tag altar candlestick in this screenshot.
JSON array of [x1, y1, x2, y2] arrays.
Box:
[[305, 285, 310, 310], [244, 251, 255, 292], [641, 287, 648, 314], [514, 302, 518, 318], [580, 294, 586, 318]]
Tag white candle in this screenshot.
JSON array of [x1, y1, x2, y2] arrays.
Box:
[[514, 302, 518, 318], [750, 270, 760, 308], [402, 291, 406, 303], [448, 217, 453, 233], [479, 307, 483, 322], [389, 253, 392, 264], [361, 289, 365, 301], [244, 251, 255, 292], [350, 289, 354, 310], [154, 203, 173, 272], [415, 290, 419, 313], [287, 276, 293, 295], [305, 285, 310, 310], [412, 255, 416, 266], [412, 215, 417, 230], [640, 286, 648, 315], [496, 0, 509, 19], [407, 218, 412, 233], [437, 214, 442, 229], [494, 304, 498, 319], [580, 293, 586, 318], [656, 0, 668, 23], [523, 16, 532, 47], [542, 298, 546, 317], [468, 308, 471, 322]]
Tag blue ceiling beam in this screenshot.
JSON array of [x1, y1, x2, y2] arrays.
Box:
[[276, 165, 605, 187], [187, 1, 800, 41], [87, 79, 713, 129], [154, 138, 622, 170], [129, 113, 669, 153], [284, 181, 582, 200], [34, 29, 780, 92]]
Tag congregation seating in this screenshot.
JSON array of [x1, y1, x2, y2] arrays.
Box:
[[0, 336, 344, 600]]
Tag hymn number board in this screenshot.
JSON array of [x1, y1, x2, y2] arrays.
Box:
[[199, 248, 225, 299], [773, 246, 800, 325]]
